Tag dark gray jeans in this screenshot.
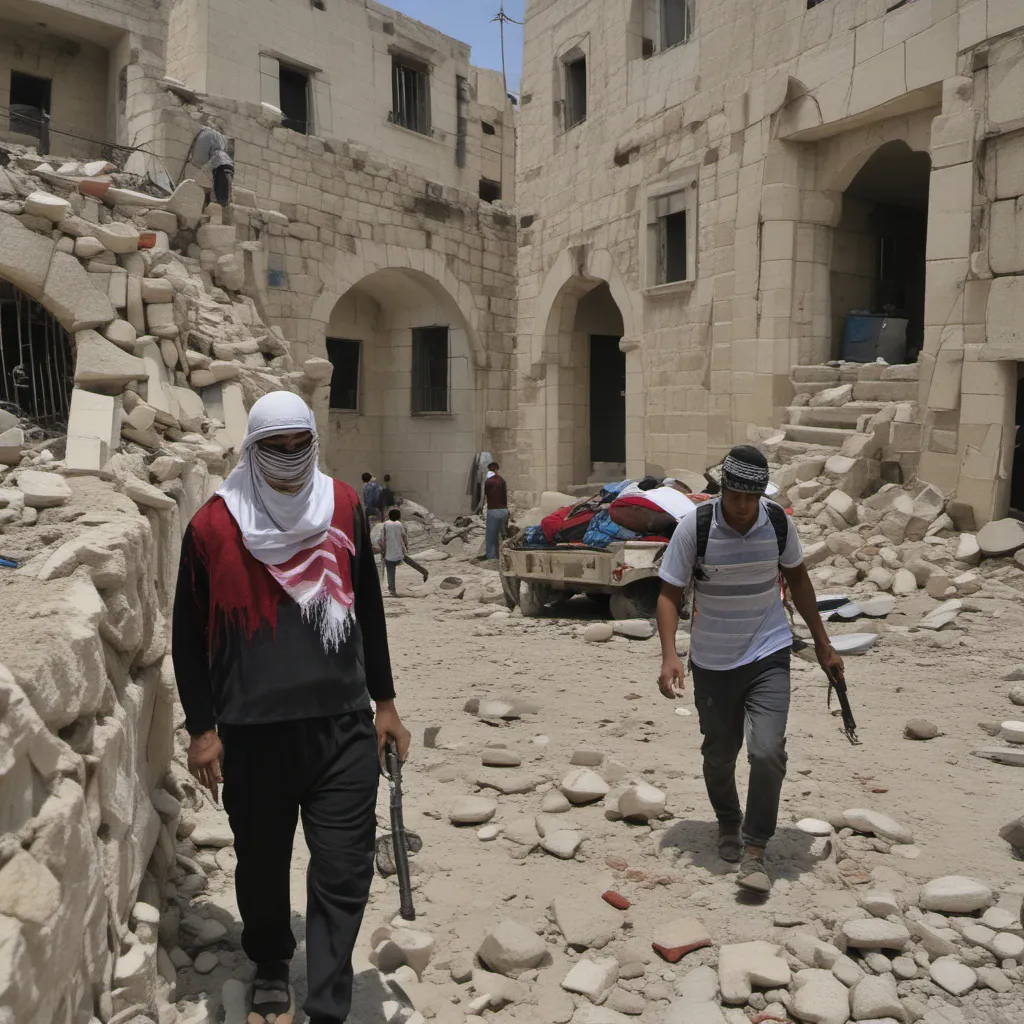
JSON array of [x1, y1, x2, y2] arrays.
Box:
[[690, 648, 791, 848]]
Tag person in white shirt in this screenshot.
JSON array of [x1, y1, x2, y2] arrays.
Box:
[[379, 508, 429, 596]]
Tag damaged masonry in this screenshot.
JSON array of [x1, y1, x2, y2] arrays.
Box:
[[2, 1, 1024, 1024]]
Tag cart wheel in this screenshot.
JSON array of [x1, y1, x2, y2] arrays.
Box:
[[519, 581, 547, 618], [609, 579, 660, 621], [500, 571, 520, 611]]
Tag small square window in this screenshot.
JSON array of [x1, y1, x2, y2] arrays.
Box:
[[647, 190, 693, 286], [326, 338, 360, 411], [564, 56, 587, 130], [481, 120, 496, 135], [479, 178, 502, 203], [279, 64, 311, 134], [411, 327, 449, 414], [392, 56, 431, 135]]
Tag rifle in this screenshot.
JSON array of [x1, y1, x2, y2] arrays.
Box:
[[791, 635, 860, 745], [380, 739, 416, 921]]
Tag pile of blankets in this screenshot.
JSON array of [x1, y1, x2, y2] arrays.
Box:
[[519, 480, 707, 550]]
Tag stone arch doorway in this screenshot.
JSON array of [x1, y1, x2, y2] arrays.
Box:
[[829, 140, 931, 362], [322, 268, 478, 519], [0, 277, 75, 430]]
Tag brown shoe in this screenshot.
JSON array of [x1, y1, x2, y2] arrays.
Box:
[[736, 854, 771, 894], [718, 825, 743, 864]]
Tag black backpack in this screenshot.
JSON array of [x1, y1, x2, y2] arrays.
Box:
[[693, 499, 789, 582]]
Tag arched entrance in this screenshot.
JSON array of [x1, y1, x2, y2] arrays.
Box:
[[829, 140, 931, 362], [322, 268, 478, 519], [0, 278, 74, 429]]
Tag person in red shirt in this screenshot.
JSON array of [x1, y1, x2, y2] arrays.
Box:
[[481, 461, 508, 560]]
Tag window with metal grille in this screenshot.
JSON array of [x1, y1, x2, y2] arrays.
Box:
[[411, 327, 449, 414], [564, 56, 587, 130], [0, 280, 74, 430], [9, 72, 51, 149], [647, 190, 692, 286], [279, 64, 311, 134], [326, 338, 361, 411], [392, 56, 431, 135], [662, 0, 695, 48]]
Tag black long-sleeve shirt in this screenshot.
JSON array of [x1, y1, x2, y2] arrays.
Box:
[[172, 502, 394, 736]]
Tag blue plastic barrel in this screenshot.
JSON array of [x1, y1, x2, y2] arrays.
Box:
[[841, 314, 885, 362]]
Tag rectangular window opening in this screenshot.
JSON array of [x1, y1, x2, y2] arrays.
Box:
[[411, 326, 449, 414], [9, 71, 51, 144], [662, 210, 688, 283], [479, 178, 502, 203], [326, 338, 361, 411], [564, 56, 587, 130], [392, 56, 431, 135], [648, 189, 692, 286], [481, 120, 496, 135], [662, 0, 695, 48], [279, 64, 311, 135]]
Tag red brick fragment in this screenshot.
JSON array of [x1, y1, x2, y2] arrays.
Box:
[[601, 890, 630, 910]]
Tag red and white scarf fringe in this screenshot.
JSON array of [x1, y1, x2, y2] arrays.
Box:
[[265, 525, 356, 651]]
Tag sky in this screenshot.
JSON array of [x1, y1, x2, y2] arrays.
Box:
[[384, 0, 525, 93]]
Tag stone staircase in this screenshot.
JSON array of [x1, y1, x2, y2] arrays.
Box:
[[772, 361, 921, 467]]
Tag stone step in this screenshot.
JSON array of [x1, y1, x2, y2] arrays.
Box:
[[784, 402, 885, 428], [782, 423, 859, 447], [852, 380, 918, 402]]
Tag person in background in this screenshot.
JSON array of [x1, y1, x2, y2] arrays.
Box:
[[654, 444, 842, 895], [480, 461, 509, 561], [381, 474, 396, 511], [172, 392, 409, 1024], [361, 471, 383, 524], [379, 508, 429, 596]]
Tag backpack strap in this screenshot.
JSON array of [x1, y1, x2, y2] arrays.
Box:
[[694, 501, 714, 562], [764, 500, 789, 560]]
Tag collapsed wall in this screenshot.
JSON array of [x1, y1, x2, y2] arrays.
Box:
[[0, 147, 318, 1023]]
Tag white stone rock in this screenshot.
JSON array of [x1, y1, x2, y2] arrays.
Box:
[[561, 767, 610, 804], [478, 920, 547, 978], [990, 931, 1024, 960], [811, 384, 853, 408], [584, 622, 614, 643], [928, 956, 977, 996], [190, 823, 233, 848], [572, 1007, 637, 1024], [977, 966, 1013, 993], [95, 221, 140, 253], [956, 533, 981, 565], [477, 699, 516, 720], [141, 278, 175, 303], [980, 907, 1018, 931], [850, 972, 902, 1020], [74, 236, 105, 258], [791, 968, 849, 1024], [373, 928, 435, 979], [477, 824, 501, 841], [843, 808, 913, 844], [24, 191, 71, 222], [919, 876, 993, 914], [612, 619, 656, 640], [825, 490, 857, 525], [449, 796, 497, 825], [919, 600, 962, 631], [978, 518, 1024, 557], [999, 721, 1024, 744], [796, 818, 833, 836], [470, 967, 526, 1008], [841, 919, 910, 951], [617, 781, 666, 821], [16, 470, 71, 508], [562, 957, 618, 1004], [892, 568, 918, 595], [103, 319, 137, 350], [122, 475, 176, 510], [858, 890, 900, 918], [542, 789, 571, 813], [542, 830, 584, 859], [717, 941, 791, 1005], [550, 894, 622, 950], [193, 950, 218, 974]]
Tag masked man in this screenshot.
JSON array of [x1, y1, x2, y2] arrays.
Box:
[[172, 391, 410, 1023]]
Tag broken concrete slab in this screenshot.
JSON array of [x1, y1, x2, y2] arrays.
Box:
[[16, 470, 72, 508], [44, 252, 117, 332], [24, 191, 70, 222], [73, 330, 147, 394], [0, 213, 55, 300], [94, 222, 140, 254]]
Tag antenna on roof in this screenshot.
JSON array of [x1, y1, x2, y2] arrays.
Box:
[[491, 2, 523, 95]]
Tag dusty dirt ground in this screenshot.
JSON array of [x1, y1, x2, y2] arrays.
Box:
[[173, 553, 1024, 1024]]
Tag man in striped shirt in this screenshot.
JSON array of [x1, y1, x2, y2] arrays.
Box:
[[655, 445, 842, 894]]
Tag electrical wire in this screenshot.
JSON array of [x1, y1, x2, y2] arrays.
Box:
[[0, 103, 165, 159]]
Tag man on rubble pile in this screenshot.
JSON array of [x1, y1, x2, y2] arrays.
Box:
[[654, 444, 843, 895], [172, 391, 410, 1024]]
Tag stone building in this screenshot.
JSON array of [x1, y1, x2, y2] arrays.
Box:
[[515, 0, 1024, 526], [1, 0, 517, 519]]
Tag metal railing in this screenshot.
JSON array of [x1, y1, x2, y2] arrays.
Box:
[[0, 281, 74, 432]]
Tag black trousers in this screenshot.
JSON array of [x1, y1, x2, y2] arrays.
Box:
[[221, 711, 379, 1023], [690, 649, 791, 848]]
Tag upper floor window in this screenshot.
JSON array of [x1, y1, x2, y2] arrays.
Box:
[[647, 186, 695, 287], [662, 0, 695, 48], [279, 63, 312, 134], [326, 338, 361, 411], [564, 56, 588, 130], [392, 55, 431, 135], [411, 327, 449, 414]]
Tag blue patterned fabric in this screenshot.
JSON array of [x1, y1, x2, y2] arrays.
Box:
[[581, 510, 638, 549]]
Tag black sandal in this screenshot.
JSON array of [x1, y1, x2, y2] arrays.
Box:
[[248, 960, 292, 1023], [718, 825, 743, 864]]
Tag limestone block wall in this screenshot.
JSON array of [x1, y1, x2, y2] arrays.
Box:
[[124, 72, 518, 517], [513, 0, 1001, 510]]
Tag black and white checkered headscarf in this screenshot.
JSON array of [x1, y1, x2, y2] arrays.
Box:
[[721, 445, 770, 495]]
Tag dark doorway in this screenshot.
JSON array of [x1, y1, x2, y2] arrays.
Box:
[[279, 64, 311, 134], [10, 71, 51, 150], [1012, 370, 1024, 515], [589, 335, 626, 464]]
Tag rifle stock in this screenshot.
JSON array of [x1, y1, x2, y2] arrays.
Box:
[[384, 740, 416, 921]]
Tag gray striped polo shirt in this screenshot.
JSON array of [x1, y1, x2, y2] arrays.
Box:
[[659, 499, 803, 671]]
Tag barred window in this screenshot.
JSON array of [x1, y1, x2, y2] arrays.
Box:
[[411, 327, 449, 414], [392, 56, 431, 135]]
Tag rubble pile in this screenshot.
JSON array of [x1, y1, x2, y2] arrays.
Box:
[[0, 142, 322, 1024]]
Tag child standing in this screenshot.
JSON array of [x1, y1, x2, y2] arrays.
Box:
[[379, 508, 429, 596]]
